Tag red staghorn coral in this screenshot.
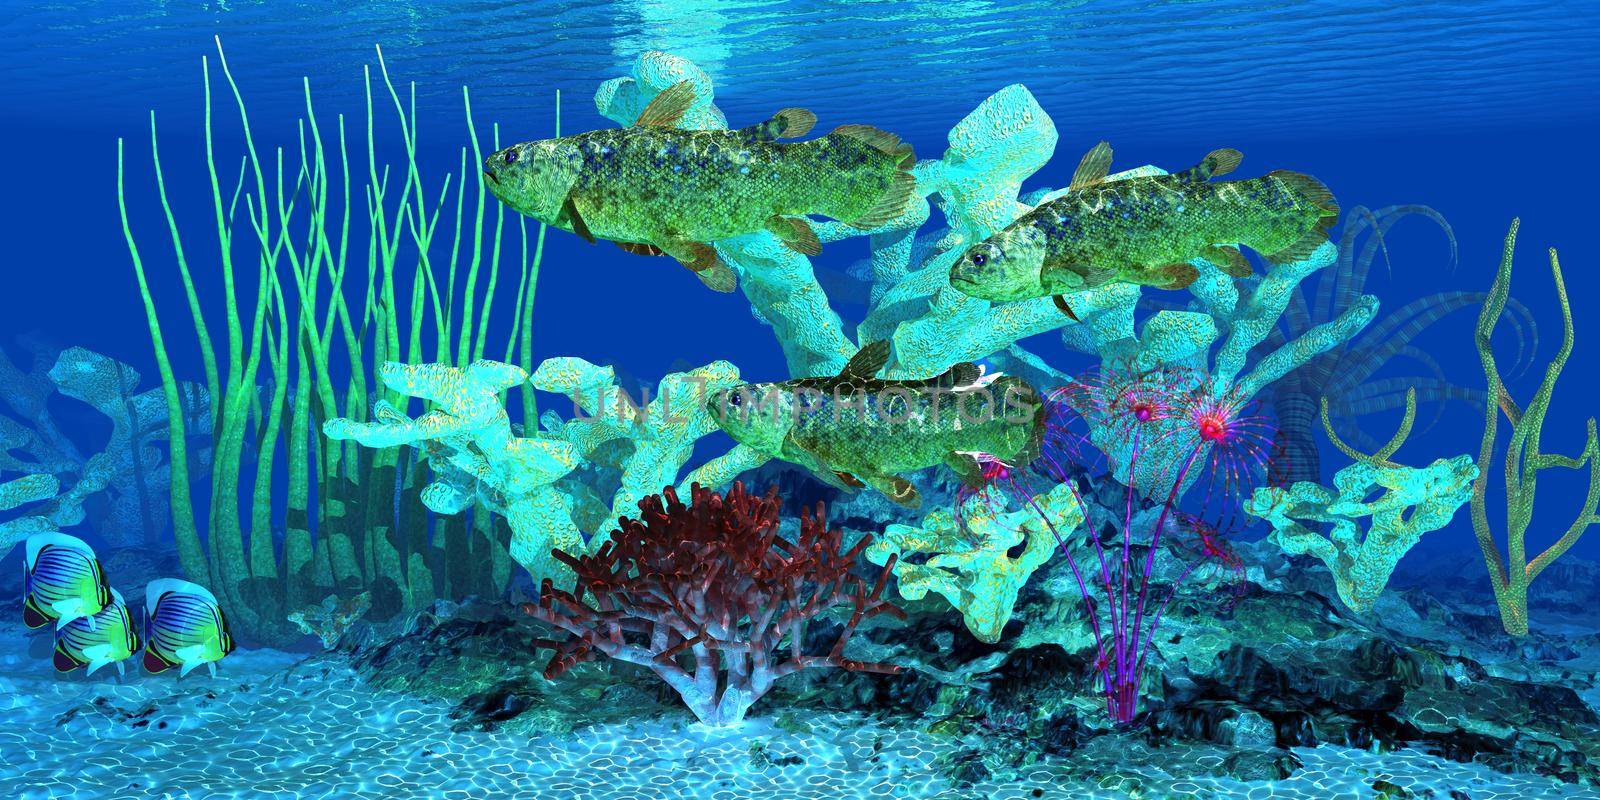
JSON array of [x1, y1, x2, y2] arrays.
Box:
[[522, 482, 905, 726]]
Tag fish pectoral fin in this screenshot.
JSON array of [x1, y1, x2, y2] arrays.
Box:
[[766, 215, 822, 256], [614, 241, 665, 257], [1068, 141, 1113, 193], [660, 240, 738, 292], [559, 193, 597, 244], [1154, 262, 1201, 290], [1073, 263, 1118, 289], [841, 340, 891, 381], [634, 80, 697, 128], [834, 471, 866, 489], [693, 262, 737, 293], [862, 474, 922, 508], [1053, 295, 1081, 321], [1201, 245, 1253, 278]]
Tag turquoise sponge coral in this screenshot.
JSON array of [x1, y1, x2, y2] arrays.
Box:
[[531, 356, 761, 523], [1245, 455, 1478, 612], [325, 360, 583, 585], [327, 356, 767, 587], [865, 482, 1085, 643]]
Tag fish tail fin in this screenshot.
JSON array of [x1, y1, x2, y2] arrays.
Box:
[[23, 596, 53, 629], [1175, 148, 1243, 182], [53, 642, 85, 673], [143, 648, 175, 674], [999, 376, 1049, 472], [816, 125, 918, 229], [1262, 170, 1339, 264], [847, 170, 917, 230]]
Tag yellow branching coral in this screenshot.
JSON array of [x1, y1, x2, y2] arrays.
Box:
[[1470, 219, 1600, 636]]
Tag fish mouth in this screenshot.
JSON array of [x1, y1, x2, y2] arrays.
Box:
[[482, 170, 499, 186], [948, 272, 987, 297]]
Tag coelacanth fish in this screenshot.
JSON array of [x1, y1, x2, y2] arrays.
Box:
[[708, 341, 1046, 508], [483, 80, 917, 293], [948, 142, 1338, 319]]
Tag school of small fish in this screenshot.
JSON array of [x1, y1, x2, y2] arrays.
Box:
[[22, 532, 234, 678]]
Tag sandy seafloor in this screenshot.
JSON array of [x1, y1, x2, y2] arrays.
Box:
[[0, 620, 1592, 800]]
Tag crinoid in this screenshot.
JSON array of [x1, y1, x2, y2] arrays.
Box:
[[1005, 367, 1274, 724], [1254, 205, 1538, 484]]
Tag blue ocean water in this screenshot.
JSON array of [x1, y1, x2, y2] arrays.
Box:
[[3, 3, 1600, 798], [4, 0, 1596, 552]]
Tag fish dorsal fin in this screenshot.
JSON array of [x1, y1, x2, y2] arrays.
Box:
[[145, 578, 216, 614], [1068, 141, 1113, 193], [741, 108, 817, 141], [559, 193, 596, 244], [1203, 148, 1243, 178], [634, 80, 696, 128], [829, 124, 904, 155], [840, 340, 891, 381], [930, 362, 982, 388], [1176, 148, 1243, 183], [25, 532, 95, 567]]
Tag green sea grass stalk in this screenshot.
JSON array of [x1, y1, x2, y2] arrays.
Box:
[[120, 38, 546, 643]]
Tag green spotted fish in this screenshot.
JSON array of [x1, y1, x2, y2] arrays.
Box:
[[54, 589, 141, 676], [948, 143, 1338, 318], [708, 341, 1046, 507], [23, 532, 111, 631], [483, 80, 917, 292], [143, 579, 235, 678]]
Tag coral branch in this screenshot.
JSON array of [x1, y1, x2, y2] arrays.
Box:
[[525, 483, 904, 726], [1471, 219, 1599, 636]]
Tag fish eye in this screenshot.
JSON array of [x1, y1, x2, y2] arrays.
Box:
[[971, 252, 987, 267], [728, 392, 744, 407], [503, 149, 518, 165]]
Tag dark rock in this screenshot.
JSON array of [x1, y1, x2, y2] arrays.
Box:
[[1218, 748, 1302, 781]]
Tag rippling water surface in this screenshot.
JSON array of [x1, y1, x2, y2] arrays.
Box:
[[7, 0, 1597, 142]]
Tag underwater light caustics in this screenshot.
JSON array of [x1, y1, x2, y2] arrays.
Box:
[[523, 482, 904, 727], [1007, 366, 1272, 724]]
